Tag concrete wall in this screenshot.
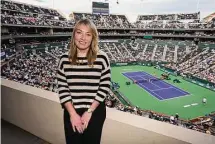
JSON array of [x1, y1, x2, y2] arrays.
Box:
[[1, 79, 215, 144]]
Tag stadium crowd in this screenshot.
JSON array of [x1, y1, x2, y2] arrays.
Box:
[[1, 0, 74, 27], [165, 45, 215, 84], [138, 13, 199, 21], [1, 51, 56, 91], [1, 0, 214, 29], [2, 38, 214, 85], [2, 38, 215, 136]]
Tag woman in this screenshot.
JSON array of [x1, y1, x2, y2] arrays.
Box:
[[57, 19, 111, 144]]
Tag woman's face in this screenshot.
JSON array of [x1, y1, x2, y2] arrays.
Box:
[[74, 24, 93, 52]]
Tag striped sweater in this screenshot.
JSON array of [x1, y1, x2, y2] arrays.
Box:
[[57, 50, 111, 109]]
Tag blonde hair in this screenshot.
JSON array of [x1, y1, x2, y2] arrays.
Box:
[[69, 19, 99, 65]]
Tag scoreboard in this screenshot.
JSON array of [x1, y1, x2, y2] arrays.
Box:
[[92, 2, 109, 15]]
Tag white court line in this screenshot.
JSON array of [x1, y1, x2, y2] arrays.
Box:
[[135, 75, 161, 90], [122, 71, 144, 74], [159, 94, 192, 101], [123, 72, 171, 100], [140, 72, 192, 100], [172, 87, 188, 95], [122, 72, 137, 82], [129, 75, 148, 78], [139, 75, 161, 89], [151, 87, 172, 91], [122, 69, 133, 70], [141, 71, 189, 95], [137, 76, 147, 81], [128, 75, 161, 91], [121, 71, 142, 74], [139, 83, 164, 100], [129, 75, 162, 92], [126, 75, 151, 84], [123, 72, 164, 101], [121, 72, 141, 76], [123, 71, 191, 101], [125, 75, 148, 83], [141, 72, 165, 83], [140, 72, 166, 89]]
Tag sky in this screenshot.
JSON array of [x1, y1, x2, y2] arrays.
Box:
[[12, 0, 215, 22]]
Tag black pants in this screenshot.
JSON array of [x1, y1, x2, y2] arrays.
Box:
[[64, 103, 106, 144]]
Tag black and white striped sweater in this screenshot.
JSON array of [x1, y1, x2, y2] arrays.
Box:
[[57, 50, 111, 109]]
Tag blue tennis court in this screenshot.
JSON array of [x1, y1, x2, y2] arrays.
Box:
[[122, 71, 190, 100]]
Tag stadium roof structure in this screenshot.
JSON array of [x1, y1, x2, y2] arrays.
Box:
[[203, 12, 215, 22]]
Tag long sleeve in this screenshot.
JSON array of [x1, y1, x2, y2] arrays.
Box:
[[94, 54, 111, 103], [57, 55, 72, 108]]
